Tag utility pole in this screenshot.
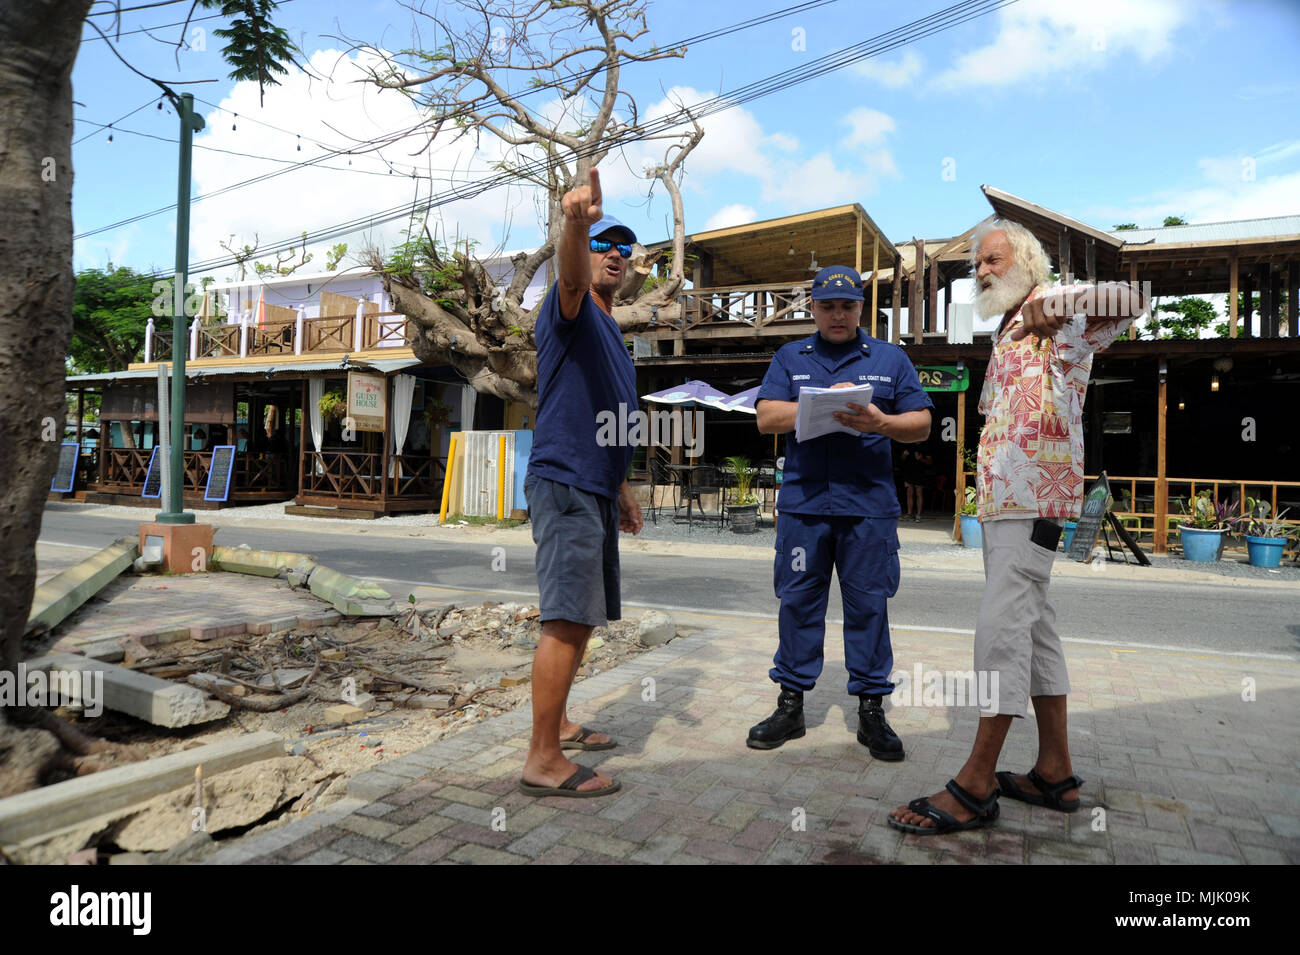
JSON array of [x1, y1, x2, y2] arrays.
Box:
[[156, 92, 204, 524]]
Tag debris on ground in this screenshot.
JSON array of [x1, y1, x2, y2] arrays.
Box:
[[6, 601, 680, 864]]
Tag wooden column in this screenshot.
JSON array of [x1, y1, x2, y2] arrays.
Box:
[[854, 218, 863, 274], [870, 237, 880, 339], [892, 252, 902, 345], [1288, 261, 1299, 337], [942, 274, 952, 336], [1269, 267, 1283, 338], [1257, 265, 1270, 338], [912, 238, 924, 346], [1058, 227, 1073, 282], [928, 251, 940, 334], [1242, 270, 1254, 338], [1155, 362, 1168, 555], [298, 380, 308, 498], [954, 386, 967, 542], [380, 375, 392, 511], [1229, 253, 1239, 338], [1128, 261, 1139, 339], [1085, 237, 1096, 283]]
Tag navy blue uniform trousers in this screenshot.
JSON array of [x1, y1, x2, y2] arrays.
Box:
[[771, 512, 899, 696]]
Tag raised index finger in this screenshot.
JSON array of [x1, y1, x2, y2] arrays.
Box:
[[588, 167, 602, 205]]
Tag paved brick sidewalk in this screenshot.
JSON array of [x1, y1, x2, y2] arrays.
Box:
[[47, 571, 339, 649], [207, 613, 1300, 865]]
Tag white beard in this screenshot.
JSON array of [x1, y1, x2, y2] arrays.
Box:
[[974, 263, 1036, 320]]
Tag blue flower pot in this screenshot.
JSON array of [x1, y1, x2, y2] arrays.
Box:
[[1245, 535, 1287, 569], [1180, 526, 1224, 563], [1062, 520, 1078, 553], [960, 514, 982, 549]]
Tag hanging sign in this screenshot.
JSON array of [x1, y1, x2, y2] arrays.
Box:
[[347, 372, 386, 433], [916, 365, 970, 392]]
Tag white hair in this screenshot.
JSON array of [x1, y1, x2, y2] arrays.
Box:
[[971, 219, 1052, 288]]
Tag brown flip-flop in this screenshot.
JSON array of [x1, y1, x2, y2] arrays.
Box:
[[560, 725, 616, 751], [517, 764, 620, 798]]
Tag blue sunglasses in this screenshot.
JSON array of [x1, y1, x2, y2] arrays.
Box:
[[590, 238, 633, 258]]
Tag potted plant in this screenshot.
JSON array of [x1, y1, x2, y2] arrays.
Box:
[[318, 389, 347, 422], [723, 455, 761, 534], [1176, 490, 1233, 562], [1232, 498, 1293, 569], [423, 398, 453, 429], [959, 486, 981, 549]]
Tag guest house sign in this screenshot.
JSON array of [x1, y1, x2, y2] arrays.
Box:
[[347, 372, 385, 433]]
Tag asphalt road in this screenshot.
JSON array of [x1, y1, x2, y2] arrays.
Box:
[[36, 505, 1300, 659]]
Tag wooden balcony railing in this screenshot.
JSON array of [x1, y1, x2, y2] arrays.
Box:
[[301, 450, 444, 502], [957, 470, 1300, 559], [142, 312, 419, 363], [678, 282, 815, 331], [98, 448, 291, 493]]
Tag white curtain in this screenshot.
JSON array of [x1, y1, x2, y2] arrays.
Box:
[[308, 378, 324, 475], [460, 384, 476, 432], [389, 374, 416, 477]]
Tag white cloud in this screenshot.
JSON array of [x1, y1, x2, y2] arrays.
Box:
[[852, 50, 923, 89], [704, 204, 757, 230], [842, 108, 895, 149], [930, 0, 1193, 91], [1086, 140, 1300, 230], [614, 86, 901, 231]]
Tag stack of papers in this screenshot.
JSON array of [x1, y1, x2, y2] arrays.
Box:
[[794, 383, 874, 442]]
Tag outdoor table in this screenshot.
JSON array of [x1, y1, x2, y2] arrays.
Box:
[[665, 463, 710, 526]]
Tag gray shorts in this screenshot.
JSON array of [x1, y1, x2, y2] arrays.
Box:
[[525, 474, 621, 627], [974, 517, 1071, 717]]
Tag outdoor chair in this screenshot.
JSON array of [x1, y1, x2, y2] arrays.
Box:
[[648, 457, 680, 524], [684, 465, 724, 529]]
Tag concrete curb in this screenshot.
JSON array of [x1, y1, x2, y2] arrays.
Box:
[[0, 731, 283, 846], [26, 536, 138, 635], [210, 545, 396, 616]]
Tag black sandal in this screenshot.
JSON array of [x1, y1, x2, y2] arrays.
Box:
[[995, 768, 1084, 812], [888, 779, 1000, 835]]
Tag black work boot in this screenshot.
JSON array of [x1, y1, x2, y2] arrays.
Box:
[[857, 695, 904, 761], [747, 688, 806, 750]]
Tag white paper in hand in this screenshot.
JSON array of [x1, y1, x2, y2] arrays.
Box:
[[794, 383, 874, 442]]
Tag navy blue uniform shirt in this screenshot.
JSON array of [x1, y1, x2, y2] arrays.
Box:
[[527, 285, 637, 501], [757, 328, 932, 517]]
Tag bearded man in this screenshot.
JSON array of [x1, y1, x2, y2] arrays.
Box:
[[889, 220, 1147, 834]]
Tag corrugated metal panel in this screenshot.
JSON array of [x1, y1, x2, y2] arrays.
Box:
[[1112, 215, 1300, 245]]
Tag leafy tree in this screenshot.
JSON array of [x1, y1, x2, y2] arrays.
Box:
[[1112, 223, 1138, 231], [1162, 216, 1188, 227], [71, 266, 156, 373], [1151, 296, 1217, 339]]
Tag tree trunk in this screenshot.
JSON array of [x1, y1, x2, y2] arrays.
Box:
[[0, 0, 93, 707]]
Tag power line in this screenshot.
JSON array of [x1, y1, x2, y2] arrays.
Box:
[[77, 0, 852, 236], [171, 0, 1015, 277]]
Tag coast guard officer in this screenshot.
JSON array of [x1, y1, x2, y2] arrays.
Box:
[[749, 265, 932, 758]]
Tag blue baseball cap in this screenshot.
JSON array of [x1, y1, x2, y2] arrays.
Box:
[[589, 215, 637, 245], [810, 265, 864, 301]]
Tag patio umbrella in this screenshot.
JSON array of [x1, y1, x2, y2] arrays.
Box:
[[716, 385, 759, 414], [640, 379, 733, 410], [641, 380, 732, 461]]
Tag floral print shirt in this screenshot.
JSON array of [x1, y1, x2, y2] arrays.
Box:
[[977, 284, 1133, 522]]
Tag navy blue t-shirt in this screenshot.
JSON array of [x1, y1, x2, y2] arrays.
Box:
[[757, 329, 932, 517], [527, 285, 637, 501]]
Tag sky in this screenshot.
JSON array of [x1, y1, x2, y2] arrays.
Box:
[[70, 0, 1300, 304]]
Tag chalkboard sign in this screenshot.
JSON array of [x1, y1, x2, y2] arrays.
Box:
[[204, 445, 237, 502], [1067, 472, 1112, 562], [50, 442, 79, 493], [141, 446, 162, 498]]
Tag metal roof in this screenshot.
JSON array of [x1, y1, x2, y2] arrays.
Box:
[[66, 355, 421, 385], [1112, 215, 1300, 245]]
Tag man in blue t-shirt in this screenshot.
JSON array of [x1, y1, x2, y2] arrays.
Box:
[[518, 168, 642, 799], [748, 265, 933, 758]]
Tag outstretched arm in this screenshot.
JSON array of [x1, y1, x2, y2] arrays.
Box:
[[557, 168, 602, 321]]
